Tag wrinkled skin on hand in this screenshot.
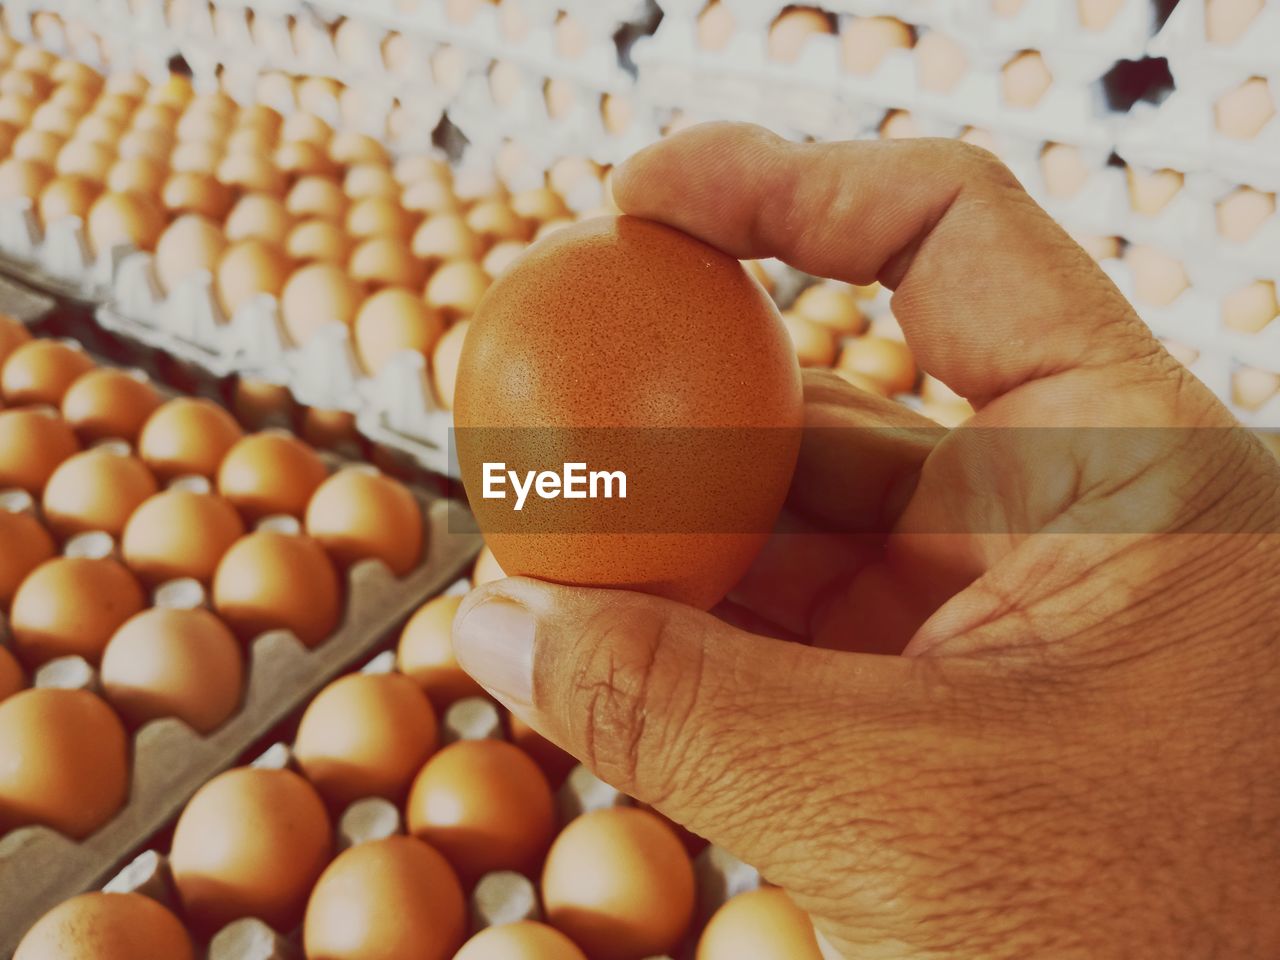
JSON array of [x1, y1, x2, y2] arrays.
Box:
[[454, 123, 1280, 960]]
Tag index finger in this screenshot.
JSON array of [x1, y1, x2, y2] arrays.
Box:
[[612, 122, 1160, 406]]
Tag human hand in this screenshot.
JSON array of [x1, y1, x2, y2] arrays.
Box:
[[453, 123, 1280, 959]]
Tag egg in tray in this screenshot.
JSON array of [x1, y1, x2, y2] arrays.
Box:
[[10, 545, 827, 960], [0, 309, 482, 957]]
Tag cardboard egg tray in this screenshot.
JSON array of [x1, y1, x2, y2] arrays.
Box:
[[0, 204, 123, 307], [0, 280, 484, 957], [67, 639, 766, 960]]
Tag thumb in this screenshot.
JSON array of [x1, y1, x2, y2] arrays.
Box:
[[451, 575, 945, 876]]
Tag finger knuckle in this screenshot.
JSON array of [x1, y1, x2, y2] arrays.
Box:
[[570, 603, 706, 803]]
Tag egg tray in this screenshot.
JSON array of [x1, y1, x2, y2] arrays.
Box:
[[0, 203, 122, 308], [1147, 0, 1280, 84], [1, 0, 180, 80], [96, 253, 458, 478], [65, 643, 765, 960], [630, 13, 1126, 149], [1113, 85, 1280, 193]]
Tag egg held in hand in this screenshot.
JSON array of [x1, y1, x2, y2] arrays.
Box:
[[454, 215, 803, 609]]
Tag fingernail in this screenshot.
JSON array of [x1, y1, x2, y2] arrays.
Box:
[[453, 597, 536, 709]]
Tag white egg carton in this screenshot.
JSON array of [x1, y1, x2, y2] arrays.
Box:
[[0, 202, 124, 305], [632, 14, 1122, 147], [0, 496, 481, 958], [1113, 167, 1280, 277], [1115, 84, 1280, 192], [3, 0, 178, 77], [943, 0, 1158, 63], [1148, 0, 1280, 82]]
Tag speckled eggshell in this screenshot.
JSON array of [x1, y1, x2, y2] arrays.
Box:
[[453, 215, 803, 609]]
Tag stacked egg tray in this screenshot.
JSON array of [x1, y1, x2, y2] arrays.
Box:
[[0, 281, 483, 957], [1105, 0, 1280, 426]]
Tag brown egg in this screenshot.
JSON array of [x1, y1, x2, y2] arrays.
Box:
[[0, 120, 16, 159], [50, 59, 103, 90], [10, 556, 145, 666], [696, 0, 734, 51], [168, 139, 221, 175], [304, 467, 423, 575], [1, 70, 50, 102], [1039, 142, 1089, 197], [454, 216, 802, 609], [0, 313, 31, 367], [0, 94, 36, 129], [212, 530, 341, 645], [837, 336, 917, 393], [279, 262, 365, 345], [346, 196, 415, 241], [353, 286, 445, 374], [235, 104, 284, 137], [286, 176, 348, 221], [230, 377, 295, 430], [466, 199, 531, 245], [300, 406, 360, 451], [37, 174, 99, 226], [154, 214, 227, 292], [14, 892, 195, 960], [1002, 51, 1053, 109], [176, 107, 231, 145], [329, 130, 389, 166], [412, 214, 482, 264], [396, 594, 484, 708], [100, 607, 243, 734], [842, 16, 913, 74], [274, 140, 337, 179], [0, 688, 128, 838], [424, 260, 490, 321], [1215, 77, 1274, 140], [295, 77, 341, 117], [1216, 186, 1275, 243], [1223, 280, 1278, 333], [394, 153, 451, 188], [431, 320, 469, 409], [344, 163, 399, 201], [54, 138, 112, 183], [225, 192, 293, 246], [105, 72, 148, 97], [217, 151, 285, 194], [509, 187, 569, 225], [792, 283, 867, 334], [161, 171, 232, 219], [129, 103, 178, 138], [149, 74, 193, 109], [697, 887, 823, 960], [346, 236, 426, 290], [455, 921, 588, 960], [781, 312, 838, 367], [74, 111, 126, 148], [12, 127, 62, 167], [0, 156, 51, 201], [121, 488, 245, 586], [303, 835, 465, 960], [1127, 167, 1184, 215], [1232, 366, 1279, 411], [407, 738, 554, 884], [31, 102, 80, 138], [217, 431, 328, 521], [1127, 244, 1188, 306], [116, 128, 173, 161], [105, 155, 167, 195], [170, 767, 332, 935], [542, 808, 695, 960], [1, 338, 94, 407], [286, 218, 353, 265], [294, 671, 437, 807], [767, 8, 833, 63], [42, 448, 157, 538], [86, 190, 164, 256], [915, 30, 968, 93], [0, 408, 80, 494], [482, 239, 529, 278], [215, 239, 292, 317], [137, 398, 243, 480], [0, 509, 55, 611], [281, 111, 332, 146], [402, 177, 459, 216]]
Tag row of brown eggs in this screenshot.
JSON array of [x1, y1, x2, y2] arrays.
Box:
[[13, 543, 827, 959], [0, 319, 434, 843]]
